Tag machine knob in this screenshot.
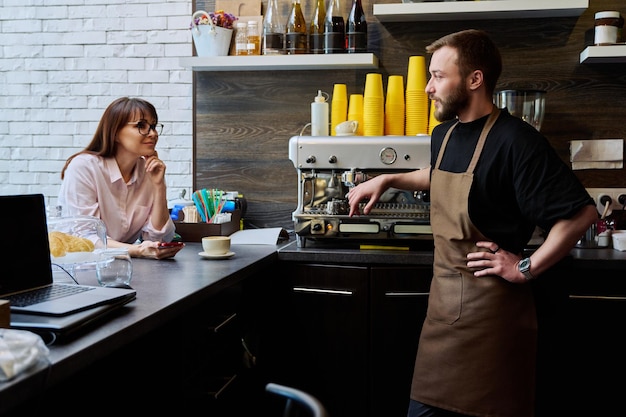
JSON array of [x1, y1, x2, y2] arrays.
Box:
[[312, 222, 323, 231], [404, 154, 411, 161], [328, 155, 337, 163], [306, 155, 316, 164]]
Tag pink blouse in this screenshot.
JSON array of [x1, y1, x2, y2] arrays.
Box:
[[58, 153, 175, 244]]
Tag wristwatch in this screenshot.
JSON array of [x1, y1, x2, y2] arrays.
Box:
[[518, 257, 535, 281]]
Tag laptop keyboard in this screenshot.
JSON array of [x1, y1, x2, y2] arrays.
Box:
[[5, 284, 94, 307]]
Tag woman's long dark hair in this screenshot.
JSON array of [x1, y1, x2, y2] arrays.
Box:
[[61, 97, 158, 179]]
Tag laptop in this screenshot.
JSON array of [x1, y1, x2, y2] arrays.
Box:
[[0, 194, 136, 316], [10, 296, 135, 343]]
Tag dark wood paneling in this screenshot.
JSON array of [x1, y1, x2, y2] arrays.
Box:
[[194, 0, 626, 229]]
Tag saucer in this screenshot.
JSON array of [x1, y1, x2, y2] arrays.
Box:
[[198, 251, 235, 260]]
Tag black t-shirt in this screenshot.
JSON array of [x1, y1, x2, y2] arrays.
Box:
[[430, 109, 594, 254]]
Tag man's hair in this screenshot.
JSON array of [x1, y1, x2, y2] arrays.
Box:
[[426, 29, 502, 95]]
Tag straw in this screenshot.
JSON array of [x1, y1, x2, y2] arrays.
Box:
[[192, 188, 228, 223], [192, 191, 208, 222]]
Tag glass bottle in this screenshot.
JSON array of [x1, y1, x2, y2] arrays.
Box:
[[285, 0, 308, 54], [346, 0, 367, 53], [235, 22, 249, 56], [324, 0, 345, 54], [263, 0, 285, 55], [309, 0, 326, 54], [247, 20, 261, 55]]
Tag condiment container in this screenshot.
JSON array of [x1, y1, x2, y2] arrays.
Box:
[[311, 90, 329, 136], [594, 11, 624, 45]]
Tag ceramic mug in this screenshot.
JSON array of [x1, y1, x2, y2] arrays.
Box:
[[335, 120, 359, 136], [202, 236, 231, 255]]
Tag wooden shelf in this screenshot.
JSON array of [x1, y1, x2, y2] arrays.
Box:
[[179, 53, 379, 71], [373, 0, 588, 22], [579, 45, 626, 64]]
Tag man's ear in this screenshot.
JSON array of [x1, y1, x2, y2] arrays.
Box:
[[468, 69, 484, 91]]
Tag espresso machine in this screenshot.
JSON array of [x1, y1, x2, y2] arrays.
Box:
[[289, 135, 433, 248]]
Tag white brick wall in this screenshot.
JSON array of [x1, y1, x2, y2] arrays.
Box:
[[0, 0, 195, 208]]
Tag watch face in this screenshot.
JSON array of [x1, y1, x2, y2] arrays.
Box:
[[519, 258, 530, 270]]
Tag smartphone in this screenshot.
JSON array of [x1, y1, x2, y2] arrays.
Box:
[[158, 241, 184, 249]]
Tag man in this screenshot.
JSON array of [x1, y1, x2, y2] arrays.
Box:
[[347, 29, 597, 417]]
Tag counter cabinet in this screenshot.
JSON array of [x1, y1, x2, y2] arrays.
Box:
[[258, 261, 433, 417], [560, 264, 626, 415], [269, 247, 626, 417], [3, 283, 259, 415]]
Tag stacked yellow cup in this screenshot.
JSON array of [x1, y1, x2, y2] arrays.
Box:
[[348, 94, 364, 136], [405, 56, 429, 136], [428, 99, 441, 134], [363, 73, 385, 136], [385, 75, 405, 136], [331, 84, 348, 136]]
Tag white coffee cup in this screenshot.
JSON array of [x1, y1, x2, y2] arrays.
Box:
[[202, 236, 231, 255], [335, 120, 358, 136]]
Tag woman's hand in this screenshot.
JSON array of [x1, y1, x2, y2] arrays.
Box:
[[132, 240, 185, 259], [143, 151, 166, 186]]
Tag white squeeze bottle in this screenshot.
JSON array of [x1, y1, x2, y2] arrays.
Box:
[[311, 90, 329, 136]]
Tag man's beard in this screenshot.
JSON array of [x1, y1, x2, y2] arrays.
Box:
[[433, 84, 469, 122]]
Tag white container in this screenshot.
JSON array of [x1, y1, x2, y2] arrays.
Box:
[[594, 11, 623, 46], [311, 90, 329, 136], [191, 11, 234, 57], [612, 231, 626, 251]]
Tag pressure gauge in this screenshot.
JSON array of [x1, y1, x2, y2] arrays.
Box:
[[379, 147, 397, 165]]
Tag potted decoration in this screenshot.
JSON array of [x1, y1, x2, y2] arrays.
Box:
[[190, 10, 238, 57]]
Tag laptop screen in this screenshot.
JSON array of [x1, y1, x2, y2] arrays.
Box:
[[0, 194, 54, 295]]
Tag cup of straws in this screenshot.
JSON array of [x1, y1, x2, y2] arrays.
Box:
[[191, 188, 231, 223]]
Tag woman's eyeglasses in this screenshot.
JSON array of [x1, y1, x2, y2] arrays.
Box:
[[127, 120, 164, 136]]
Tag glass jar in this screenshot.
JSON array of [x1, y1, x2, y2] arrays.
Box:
[[96, 248, 133, 288], [235, 22, 249, 55], [247, 21, 261, 55]]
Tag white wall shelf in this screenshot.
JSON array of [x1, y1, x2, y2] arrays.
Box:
[[579, 45, 626, 64], [373, 0, 588, 22], [179, 53, 379, 71]]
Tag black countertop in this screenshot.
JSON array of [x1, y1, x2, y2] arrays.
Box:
[[2, 237, 625, 414], [277, 239, 626, 270], [0, 242, 278, 415]]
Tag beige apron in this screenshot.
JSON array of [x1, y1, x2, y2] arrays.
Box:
[[410, 108, 537, 417]]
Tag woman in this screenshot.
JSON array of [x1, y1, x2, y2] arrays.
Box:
[[59, 97, 184, 259]]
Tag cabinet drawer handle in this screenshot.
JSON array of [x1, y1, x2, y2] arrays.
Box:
[[569, 295, 626, 301], [212, 374, 238, 399], [209, 312, 237, 332], [293, 287, 353, 295], [385, 292, 429, 297]]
